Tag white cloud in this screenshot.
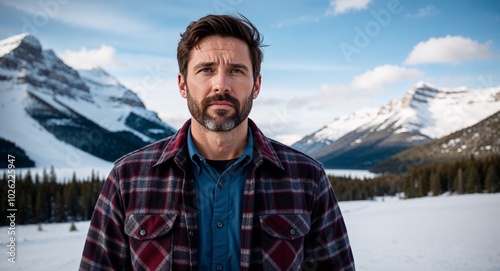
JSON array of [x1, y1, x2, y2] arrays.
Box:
[[405, 35, 493, 65], [326, 0, 372, 15], [284, 83, 374, 113], [59, 45, 121, 69], [350, 65, 423, 90], [406, 4, 439, 18]]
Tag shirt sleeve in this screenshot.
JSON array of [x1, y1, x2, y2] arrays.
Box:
[[79, 167, 130, 271], [303, 169, 356, 270]]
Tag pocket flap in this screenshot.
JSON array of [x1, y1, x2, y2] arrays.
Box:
[[125, 213, 177, 240], [259, 214, 310, 240]]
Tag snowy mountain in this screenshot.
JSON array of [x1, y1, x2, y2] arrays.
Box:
[[293, 82, 500, 169], [371, 109, 500, 173], [0, 33, 176, 170], [291, 108, 379, 155]]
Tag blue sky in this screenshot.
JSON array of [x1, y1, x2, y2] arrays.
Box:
[[1, 0, 499, 144]]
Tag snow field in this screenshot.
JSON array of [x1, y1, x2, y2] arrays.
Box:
[[341, 193, 500, 271], [0, 194, 499, 270]]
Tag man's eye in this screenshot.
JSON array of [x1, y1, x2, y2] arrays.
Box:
[[199, 68, 213, 73], [231, 69, 243, 74]]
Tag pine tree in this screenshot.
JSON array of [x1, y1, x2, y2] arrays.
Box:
[[430, 171, 441, 196], [456, 167, 464, 194], [465, 163, 480, 193], [484, 164, 498, 193], [55, 191, 65, 222], [64, 172, 81, 221], [445, 163, 456, 193], [49, 166, 57, 183], [24, 170, 34, 224], [35, 189, 44, 223], [420, 168, 431, 196], [42, 168, 48, 183], [402, 174, 414, 198], [48, 176, 58, 222], [81, 182, 92, 220]]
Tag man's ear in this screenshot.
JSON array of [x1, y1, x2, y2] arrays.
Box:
[[178, 73, 187, 98], [252, 74, 262, 99]]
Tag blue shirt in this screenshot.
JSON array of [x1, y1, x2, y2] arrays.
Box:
[[187, 127, 253, 271]]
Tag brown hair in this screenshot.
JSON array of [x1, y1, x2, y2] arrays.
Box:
[[177, 14, 265, 81]]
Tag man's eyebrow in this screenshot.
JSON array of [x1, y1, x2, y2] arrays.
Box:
[[229, 63, 249, 71], [192, 62, 250, 71], [193, 62, 216, 70]]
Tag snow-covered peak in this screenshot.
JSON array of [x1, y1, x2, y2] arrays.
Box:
[[378, 98, 403, 115], [361, 82, 500, 139], [318, 107, 380, 141], [77, 68, 144, 108], [291, 107, 379, 153], [78, 67, 120, 87], [0, 33, 41, 57], [293, 81, 500, 156], [407, 82, 468, 104], [0, 33, 176, 173]]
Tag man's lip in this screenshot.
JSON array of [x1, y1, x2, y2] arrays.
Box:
[[210, 101, 232, 105], [209, 102, 233, 109]]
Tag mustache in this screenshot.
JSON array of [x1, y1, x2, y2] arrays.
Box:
[[202, 93, 240, 109]]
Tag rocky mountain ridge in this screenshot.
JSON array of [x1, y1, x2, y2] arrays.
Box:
[[293, 82, 500, 170], [0, 33, 176, 169], [371, 109, 500, 174]]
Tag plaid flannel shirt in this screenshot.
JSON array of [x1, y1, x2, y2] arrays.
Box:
[[80, 119, 355, 271]]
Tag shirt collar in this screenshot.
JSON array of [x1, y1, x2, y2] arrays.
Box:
[[187, 125, 254, 175], [153, 119, 283, 172]]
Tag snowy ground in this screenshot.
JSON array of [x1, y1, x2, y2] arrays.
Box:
[[1, 193, 499, 270], [343, 193, 500, 271]]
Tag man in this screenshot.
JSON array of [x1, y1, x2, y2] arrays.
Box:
[[80, 14, 355, 271]]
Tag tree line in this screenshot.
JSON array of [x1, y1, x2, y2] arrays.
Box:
[[329, 155, 500, 201], [2, 155, 499, 226], [1, 167, 104, 226]]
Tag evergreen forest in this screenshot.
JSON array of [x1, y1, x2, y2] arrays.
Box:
[[1, 155, 499, 226]]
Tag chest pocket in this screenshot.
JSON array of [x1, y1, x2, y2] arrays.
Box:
[[125, 214, 177, 270], [259, 214, 311, 270]]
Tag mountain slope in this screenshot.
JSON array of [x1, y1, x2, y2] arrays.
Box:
[[291, 108, 379, 155], [293, 82, 500, 169], [371, 110, 500, 174], [0, 33, 176, 169]]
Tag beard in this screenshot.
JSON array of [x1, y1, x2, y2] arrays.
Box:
[[186, 86, 253, 131]]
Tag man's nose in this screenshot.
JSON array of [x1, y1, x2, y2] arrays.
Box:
[[212, 71, 230, 93]]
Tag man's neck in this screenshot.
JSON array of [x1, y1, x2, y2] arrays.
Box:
[[190, 118, 249, 160]]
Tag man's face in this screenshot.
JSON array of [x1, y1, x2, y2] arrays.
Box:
[[178, 36, 261, 131]]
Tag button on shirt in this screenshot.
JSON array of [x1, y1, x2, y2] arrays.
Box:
[[187, 127, 253, 271]]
